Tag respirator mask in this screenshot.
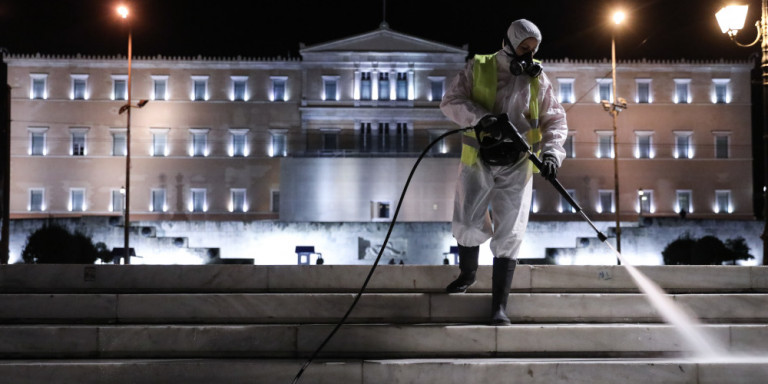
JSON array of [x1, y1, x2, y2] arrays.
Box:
[[504, 36, 543, 78]]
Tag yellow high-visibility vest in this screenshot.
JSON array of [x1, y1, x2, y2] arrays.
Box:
[[460, 53, 542, 168]]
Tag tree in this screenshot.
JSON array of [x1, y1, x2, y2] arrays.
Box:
[[21, 223, 99, 264], [724, 237, 755, 264]]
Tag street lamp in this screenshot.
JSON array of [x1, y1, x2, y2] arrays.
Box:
[[603, 10, 628, 262], [716, 2, 768, 265], [116, 5, 148, 264]]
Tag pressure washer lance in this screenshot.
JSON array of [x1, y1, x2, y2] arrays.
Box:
[[494, 116, 609, 242], [291, 120, 607, 383]]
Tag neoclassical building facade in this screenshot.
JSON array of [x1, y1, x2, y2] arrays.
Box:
[[4, 25, 755, 229]]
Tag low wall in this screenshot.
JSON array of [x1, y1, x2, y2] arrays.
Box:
[[3, 217, 764, 265]]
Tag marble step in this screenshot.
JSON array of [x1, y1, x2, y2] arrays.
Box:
[[0, 324, 766, 359], [1, 292, 767, 324], [1, 358, 767, 384], [1, 264, 766, 293]]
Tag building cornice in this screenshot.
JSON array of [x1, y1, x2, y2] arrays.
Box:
[[3, 53, 752, 71], [3, 52, 300, 64], [544, 57, 752, 66]]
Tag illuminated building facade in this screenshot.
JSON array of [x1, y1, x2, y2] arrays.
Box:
[[4, 25, 755, 230]]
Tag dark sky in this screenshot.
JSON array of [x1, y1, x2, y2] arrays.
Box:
[[0, 0, 762, 61]]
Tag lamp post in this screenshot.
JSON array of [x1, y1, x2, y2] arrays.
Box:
[[716, 1, 768, 265], [606, 10, 628, 262], [117, 5, 148, 264]]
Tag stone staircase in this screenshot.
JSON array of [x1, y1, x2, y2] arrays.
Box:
[[0, 264, 767, 383]]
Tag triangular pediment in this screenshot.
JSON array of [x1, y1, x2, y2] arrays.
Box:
[[300, 25, 466, 55]]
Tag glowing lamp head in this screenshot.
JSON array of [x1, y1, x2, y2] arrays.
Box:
[[117, 5, 129, 19], [612, 11, 626, 25], [716, 4, 749, 35]]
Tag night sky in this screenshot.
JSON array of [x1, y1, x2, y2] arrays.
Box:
[[0, 0, 762, 61]]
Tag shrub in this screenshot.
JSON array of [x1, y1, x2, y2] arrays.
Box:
[[691, 235, 728, 265], [662, 234, 695, 265], [21, 223, 99, 264], [662, 234, 754, 265]]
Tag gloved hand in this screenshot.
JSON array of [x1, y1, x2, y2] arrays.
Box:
[[540, 154, 558, 179], [474, 115, 502, 142]]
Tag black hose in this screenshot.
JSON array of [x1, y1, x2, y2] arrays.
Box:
[[290, 127, 470, 384]]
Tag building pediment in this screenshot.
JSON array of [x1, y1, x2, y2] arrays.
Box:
[[300, 24, 467, 56]]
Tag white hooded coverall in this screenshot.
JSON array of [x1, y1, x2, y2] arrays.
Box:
[[439, 20, 568, 259]]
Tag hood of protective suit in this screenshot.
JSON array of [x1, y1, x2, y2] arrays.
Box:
[[504, 19, 542, 55]]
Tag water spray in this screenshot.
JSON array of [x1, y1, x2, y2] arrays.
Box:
[[500, 116, 728, 358]]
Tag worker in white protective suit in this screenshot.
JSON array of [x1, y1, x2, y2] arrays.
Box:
[[440, 19, 567, 325]]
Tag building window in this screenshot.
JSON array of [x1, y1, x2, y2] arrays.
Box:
[[151, 129, 169, 157], [597, 79, 612, 103], [636, 79, 652, 103], [111, 189, 124, 212], [29, 189, 44, 212], [230, 129, 248, 157], [270, 76, 287, 102], [70, 188, 85, 212], [151, 189, 166, 212], [674, 131, 693, 159], [270, 131, 287, 157], [714, 132, 730, 159], [231, 189, 247, 212], [596, 131, 613, 158], [635, 131, 653, 159], [71, 128, 87, 156], [152, 75, 168, 101], [360, 72, 372, 101], [192, 76, 208, 101], [29, 127, 48, 156], [230, 76, 247, 101], [271, 190, 280, 213], [598, 190, 615, 213], [322, 130, 339, 152], [359, 122, 372, 152], [637, 189, 653, 214], [372, 201, 391, 220], [713, 79, 730, 104], [112, 130, 127, 156], [190, 189, 207, 212], [674, 79, 691, 104], [560, 189, 577, 213], [429, 77, 445, 102], [71, 74, 88, 100], [112, 75, 128, 100], [396, 122, 410, 152], [676, 190, 692, 214], [189, 129, 209, 157], [558, 78, 574, 103], [715, 190, 732, 213], [378, 122, 391, 152], [30, 74, 48, 99], [564, 134, 575, 158], [322, 76, 339, 101], [379, 72, 390, 100], [396, 72, 408, 100]]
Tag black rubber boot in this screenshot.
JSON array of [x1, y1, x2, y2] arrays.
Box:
[[445, 245, 479, 293], [490, 257, 516, 326]]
